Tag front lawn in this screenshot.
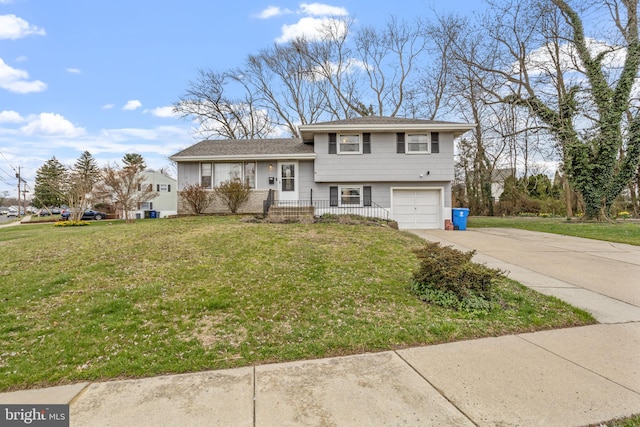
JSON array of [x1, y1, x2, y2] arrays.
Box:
[[469, 216, 640, 246], [0, 216, 593, 392]]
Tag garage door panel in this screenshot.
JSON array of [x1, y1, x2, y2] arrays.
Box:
[[392, 189, 441, 230]]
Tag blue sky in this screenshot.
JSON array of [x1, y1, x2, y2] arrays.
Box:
[[0, 0, 481, 197]]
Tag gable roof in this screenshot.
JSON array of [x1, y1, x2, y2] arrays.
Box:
[[299, 116, 475, 140], [170, 138, 314, 161]]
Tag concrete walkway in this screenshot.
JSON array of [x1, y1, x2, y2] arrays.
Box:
[[1, 228, 639, 426]]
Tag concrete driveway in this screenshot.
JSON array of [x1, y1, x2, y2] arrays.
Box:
[[409, 227, 640, 323]]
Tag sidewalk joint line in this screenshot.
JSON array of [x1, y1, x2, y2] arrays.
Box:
[[515, 334, 640, 397], [252, 365, 256, 427], [394, 350, 479, 427]]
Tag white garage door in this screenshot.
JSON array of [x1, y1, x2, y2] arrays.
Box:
[[392, 189, 440, 229]]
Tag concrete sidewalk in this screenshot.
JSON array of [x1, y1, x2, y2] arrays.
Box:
[[1, 228, 639, 426]]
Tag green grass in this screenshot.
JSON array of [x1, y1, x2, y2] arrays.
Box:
[[0, 216, 594, 392], [592, 414, 640, 427], [468, 216, 640, 246]]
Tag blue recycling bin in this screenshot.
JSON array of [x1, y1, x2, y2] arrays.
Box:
[[149, 210, 157, 219], [452, 208, 470, 230]]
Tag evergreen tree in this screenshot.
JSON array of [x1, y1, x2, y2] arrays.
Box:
[[122, 153, 146, 173], [33, 157, 68, 208], [72, 151, 100, 189]]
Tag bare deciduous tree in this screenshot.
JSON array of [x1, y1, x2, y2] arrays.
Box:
[[94, 164, 158, 223], [173, 69, 275, 139], [462, 0, 640, 219]]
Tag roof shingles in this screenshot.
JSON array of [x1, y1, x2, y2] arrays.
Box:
[[171, 138, 312, 159]]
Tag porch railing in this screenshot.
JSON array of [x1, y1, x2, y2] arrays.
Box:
[[265, 198, 390, 221]]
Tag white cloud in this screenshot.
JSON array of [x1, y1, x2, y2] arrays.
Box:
[[0, 14, 45, 40], [0, 58, 46, 93], [300, 3, 348, 16], [146, 106, 177, 118], [276, 16, 347, 43], [20, 112, 86, 137], [254, 6, 293, 19], [0, 110, 24, 123], [122, 100, 142, 111], [102, 104, 114, 110], [66, 68, 81, 74]]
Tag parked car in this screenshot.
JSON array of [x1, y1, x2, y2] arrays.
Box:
[[38, 208, 52, 216], [61, 209, 107, 221], [7, 206, 24, 217], [0, 208, 8, 215]]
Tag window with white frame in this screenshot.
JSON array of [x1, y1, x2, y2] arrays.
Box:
[[406, 134, 430, 153], [214, 163, 242, 187], [139, 202, 152, 210], [243, 162, 256, 188], [338, 134, 361, 153], [201, 163, 212, 188], [339, 186, 362, 206], [158, 184, 170, 192], [206, 162, 256, 188]]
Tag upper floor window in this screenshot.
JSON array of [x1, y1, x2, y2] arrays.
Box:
[[158, 184, 171, 192], [338, 134, 361, 154], [397, 132, 440, 154], [407, 134, 429, 153], [329, 133, 370, 154]]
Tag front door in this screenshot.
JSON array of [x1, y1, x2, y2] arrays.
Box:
[[278, 161, 298, 201]]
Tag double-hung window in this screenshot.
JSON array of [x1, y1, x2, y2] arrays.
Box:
[[406, 134, 430, 153], [398, 132, 440, 154], [201, 163, 212, 188], [338, 134, 361, 154], [339, 186, 362, 206]]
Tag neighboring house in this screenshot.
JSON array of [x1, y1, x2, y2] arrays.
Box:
[[132, 170, 177, 219], [170, 116, 474, 229], [491, 168, 515, 202]]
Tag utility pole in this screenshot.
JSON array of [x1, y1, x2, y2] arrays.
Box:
[[16, 166, 20, 218], [22, 181, 28, 217]]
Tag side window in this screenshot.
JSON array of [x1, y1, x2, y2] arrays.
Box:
[[201, 163, 212, 188]]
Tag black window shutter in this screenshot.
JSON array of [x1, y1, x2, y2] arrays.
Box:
[[137, 184, 141, 191], [396, 133, 405, 153], [363, 133, 371, 154], [157, 184, 160, 192], [431, 132, 440, 153], [363, 186, 372, 206], [329, 186, 338, 206], [328, 133, 337, 154], [150, 202, 153, 210], [168, 184, 171, 192]]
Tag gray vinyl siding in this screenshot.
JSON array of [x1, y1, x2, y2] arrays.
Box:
[[314, 132, 455, 182], [298, 161, 315, 200]]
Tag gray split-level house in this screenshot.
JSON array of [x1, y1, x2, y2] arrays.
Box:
[[169, 116, 474, 229]]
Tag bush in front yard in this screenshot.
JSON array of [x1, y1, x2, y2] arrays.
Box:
[[411, 242, 504, 312], [214, 179, 251, 214]]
